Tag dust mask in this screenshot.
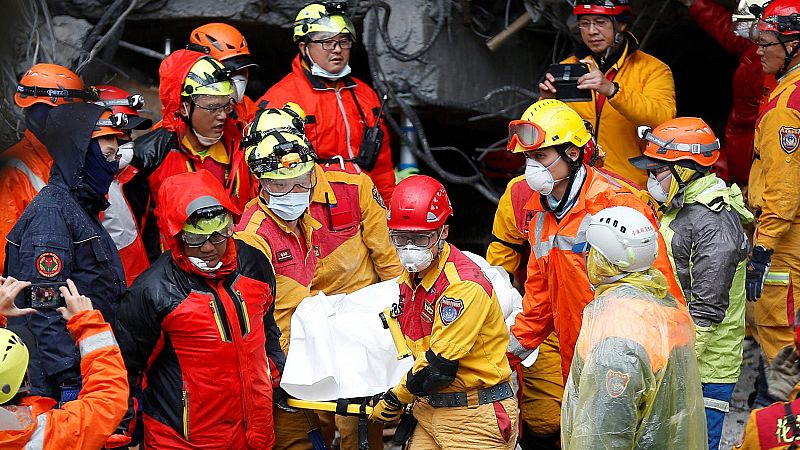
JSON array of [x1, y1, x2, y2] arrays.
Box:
[[397, 244, 434, 273], [268, 192, 310, 221], [307, 51, 352, 80], [231, 74, 248, 104], [647, 173, 670, 203], [188, 256, 223, 273], [117, 141, 134, 171], [525, 156, 563, 195], [194, 130, 222, 147]]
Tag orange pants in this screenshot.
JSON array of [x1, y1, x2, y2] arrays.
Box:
[[408, 397, 518, 449], [520, 332, 564, 436]]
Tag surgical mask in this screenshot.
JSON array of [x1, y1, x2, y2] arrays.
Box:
[[117, 141, 134, 171], [194, 130, 222, 147], [397, 244, 434, 273], [307, 51, 352, 80], [524, 156, 562, 195], [647, 172, 670, 203], [187, 256, 223, 273], [231, 74, 248, 104], [267, 192, 310, 221]]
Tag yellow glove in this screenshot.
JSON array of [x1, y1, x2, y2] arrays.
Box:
[[369, 388, 406, 422]]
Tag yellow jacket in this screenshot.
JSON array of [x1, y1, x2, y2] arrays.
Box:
[[310, 164, 402, 295], [393, 243, 511, 399], [749, 68, 800, 251], [486, 175, 534, 276], [561, 34, 677, 187]]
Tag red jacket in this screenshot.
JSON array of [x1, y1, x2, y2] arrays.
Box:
[[102, 165, 149, 285], [258, 55, 396, 203], [114, 171, 282, 449], [689, 0, 776, 184]]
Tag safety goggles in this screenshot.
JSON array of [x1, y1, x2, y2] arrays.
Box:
[[389, 230, 439, 248], [97, 112, 129, 128], [507, 120, 546, 151], [261, 169, 317, 197], [637, 126, 720, 157], [180, 224, 234, 247], [192, 95, 235, 114], [99, 94, 145, 110], [181, 209, 235, 247]]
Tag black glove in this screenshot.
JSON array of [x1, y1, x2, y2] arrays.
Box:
[[746, 245, 773, 301], [273, 387, 298, 413]]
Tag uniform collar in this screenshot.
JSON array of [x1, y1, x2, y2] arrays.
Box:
[[257, 196, 322, 235], [772, 65, 800, 100], [181, 135, 230, 164], [293, 54, 357, 91], [524, 165, 597, 217], [310, 164, 338, 205], [398, 242, 451, 292]]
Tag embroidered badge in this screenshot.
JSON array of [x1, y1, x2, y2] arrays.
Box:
[[779, 126, 800, 154], [36, 252, 62, 278], [276, 249, 293, 263], [606, 370, 630, 398], [372, 185, 386, 209], [422, 299, 435, 323], [439, 297, 464, 326], [313, 246, 320, 257]]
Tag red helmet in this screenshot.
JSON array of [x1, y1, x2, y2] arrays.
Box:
[[94, 85, 153, 130], [388, 175, 453, 231], [189, 23, 258, 71], [573, 0, 632, 16], [15, 63, 90, 108], [757, 0, 800, 35]]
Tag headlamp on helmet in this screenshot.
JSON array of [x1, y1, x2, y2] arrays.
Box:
[[245, 130, 316, 180], [182, 57, 235, 97], [293, 2, 356, 43], [99, 94, 145, 110]]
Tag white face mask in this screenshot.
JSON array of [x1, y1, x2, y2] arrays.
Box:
[[231, 74, 248, 104], [268, 192, 310, 221], [396, 244, 434, 273], [524, 156, 563, 195], [117, 141, 134, 171], [307, 51, 352, 80], [194, 130, 222, 147], [647, 172, 670, 203], [187, 256, 223, 273]]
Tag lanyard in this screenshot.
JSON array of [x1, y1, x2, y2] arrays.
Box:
[[593, 67, 619, 139]]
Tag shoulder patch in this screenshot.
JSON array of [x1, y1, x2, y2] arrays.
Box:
[[439, 297, 464, 326], [606, 369, 630, 398], [36, 252, 62, 278], [372, 185, 386, 209], [779, 126, 800, 154]]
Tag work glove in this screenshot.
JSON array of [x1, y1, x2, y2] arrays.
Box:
[[746, 246, 773, 301], [369, 388, 406, 422], [767, 345, 800, 401], [273, 387, 299, 413]]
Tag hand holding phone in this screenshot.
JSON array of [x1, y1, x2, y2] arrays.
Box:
[[24, 282, 68, 309], [0, 276, 35, 318], [56, 279, 93, 322]]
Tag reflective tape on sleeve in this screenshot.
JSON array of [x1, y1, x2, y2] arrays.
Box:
[[24, 413, 47, 450], [78, 330, 118, 357], [765, 271, 791, 286], [703, 397, 730, 413]]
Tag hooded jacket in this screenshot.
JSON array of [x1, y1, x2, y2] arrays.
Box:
[[660, 174, 751, 383], [114, 170, 282, 449], [127, 50, 256, 260], [5, 103, 126, 393]]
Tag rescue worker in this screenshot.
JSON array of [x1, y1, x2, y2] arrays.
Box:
[[189, 22, 260, 122], [5, 103, 127, 403], [630, 117, 752, 450], [678, 0, 775, 184], [234, 118, 322, 450], [562, 206, 706, 449], [369, 175, 518, 449], [94, 85, 153, 285], [129, 50, 255, 260], [0, 63, 92, 269], [0, 277, 129, 449], [505, 99, 684, 381], [539, 0, 676, 187], [747, 0, 800, 362], [258, 2, 396, 203], [113, 170, 283, 449]]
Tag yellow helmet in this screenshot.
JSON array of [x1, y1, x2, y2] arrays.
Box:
[[507, 99, 593, 153], [252, 103, 307, 135], [0, 328, 29, 404], [244, 110, 316, 180], [293, 2, 356, 42], [182, 56, 235, 97]]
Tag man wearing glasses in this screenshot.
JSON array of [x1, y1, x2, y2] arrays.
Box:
[[257, 2, 396, 204], [538, 0, 676, 188], [128, 50, 256, 260], [114, 170, 283, 449]]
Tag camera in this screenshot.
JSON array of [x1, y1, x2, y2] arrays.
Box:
[[23, 282, 68, 309]]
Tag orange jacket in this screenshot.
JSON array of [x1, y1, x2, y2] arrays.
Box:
[[0, 131, 51, 270], [235, 95, 259, 124], [737, 397, 800, 449], [102, 165, 149, 285], [0, 310, 129, 449], [510, 167, 685, 379], [258, 55, 396, 204]]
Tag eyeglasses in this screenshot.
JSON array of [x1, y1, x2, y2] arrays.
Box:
[[756, 40, 783, 49], [261, 170, 316, 197], [311, 38, 353, 50], [192, 95, 235, 114], [180, 223, 234, 247], [578, 17, 613, 30], [507, 120, 546, 151], [648, 166, 670, 178], [389, 230, 438, 248]]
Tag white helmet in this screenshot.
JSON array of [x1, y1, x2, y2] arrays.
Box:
[[586, 206, 658, 273]]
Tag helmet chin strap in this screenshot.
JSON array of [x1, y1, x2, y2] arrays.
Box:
[[602, 17, 624, 65], [543, 146, 584, 214], [779, 38, 800, 77]]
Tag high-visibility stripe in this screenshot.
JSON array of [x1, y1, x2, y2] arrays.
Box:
[[8, 158, 46, 192], [78, 331, 118, 357], [24, 413, 47, 450], [703, 397, 730, 413], [531, 212, 592, 259], [765, 271, 790, 285]]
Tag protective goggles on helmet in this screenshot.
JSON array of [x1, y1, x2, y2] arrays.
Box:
[[98, 94, 145, 110], [637, 126, 720, 157], [389, 230, 439, 248], [507, 120, 546, 151], [261, 169, 317, 197], [97, 112, 129, 129], [181, 207, 234, 247]]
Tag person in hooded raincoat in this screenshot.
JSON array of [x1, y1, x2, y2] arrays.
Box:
[[5, 103, 127, 404], [562, 206, 707, 450]]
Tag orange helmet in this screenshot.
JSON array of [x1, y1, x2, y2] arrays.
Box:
[[630, 117, 720, 170], [92, 110, 127, 139], [15, 63, 93, 108], [189, 23, 257, 71]]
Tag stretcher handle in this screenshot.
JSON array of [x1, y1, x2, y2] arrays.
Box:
[[286, 398, 374, 416], [380, 305, 412, 360]]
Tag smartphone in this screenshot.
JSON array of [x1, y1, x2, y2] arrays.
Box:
[[548, 63, 592, 102], [23, 282, 68, 309]]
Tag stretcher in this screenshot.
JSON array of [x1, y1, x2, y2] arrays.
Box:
[[285, 398, 375, 450]]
